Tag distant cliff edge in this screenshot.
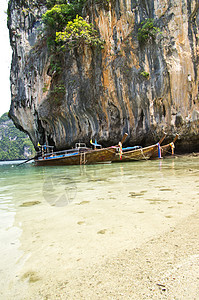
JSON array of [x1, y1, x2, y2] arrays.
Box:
[[8, 0, 199, 152], [0, 113, 35, 160]]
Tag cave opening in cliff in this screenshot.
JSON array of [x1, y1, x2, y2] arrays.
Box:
[[48, 135, 56, 149]]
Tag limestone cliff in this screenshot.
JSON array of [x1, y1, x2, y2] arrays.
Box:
[[8, 0, 199, 152]]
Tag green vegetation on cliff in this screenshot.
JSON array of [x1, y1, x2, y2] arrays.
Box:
[[0, 113, 35, 161], [55, 15, 104, 49], [138, 19, 162, 44], [41, 0, 104, 105], [42, 0, 86, 49], [42, 0, 103, 50]]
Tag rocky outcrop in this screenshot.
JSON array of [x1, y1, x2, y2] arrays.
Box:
[[8, 0, 199, 152]]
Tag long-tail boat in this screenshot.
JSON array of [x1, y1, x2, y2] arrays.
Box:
[[150, 134, 179, 159], [34, 133, 129, 166], [112, 134, 166, 162], [34, 142, 119, 166]]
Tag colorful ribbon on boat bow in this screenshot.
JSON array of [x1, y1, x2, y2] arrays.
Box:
[[118, 142, 123, 160], [169, 142, 175, 155], [90, 139, 102, 148], [157, 142, 162, 159]]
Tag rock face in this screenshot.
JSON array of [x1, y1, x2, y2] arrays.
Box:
[[8, 0, 199, 152]]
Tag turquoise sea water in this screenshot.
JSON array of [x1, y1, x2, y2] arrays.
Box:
[[0, 157, 199, 299]]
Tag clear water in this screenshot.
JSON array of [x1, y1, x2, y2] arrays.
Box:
[[0, 157, 199, 299]]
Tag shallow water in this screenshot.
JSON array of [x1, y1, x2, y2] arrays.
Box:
[[0, 157, 199, 299]]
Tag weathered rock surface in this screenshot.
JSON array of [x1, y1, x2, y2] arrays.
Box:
[[8, 0, 199, 152]]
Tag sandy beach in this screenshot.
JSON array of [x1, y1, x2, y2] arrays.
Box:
[[1, 156, 199, 299], [13, 207, 199, 300], [61, 211, 199, 300]]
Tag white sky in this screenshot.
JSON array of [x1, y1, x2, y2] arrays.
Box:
[[0, 0, 12, 117]]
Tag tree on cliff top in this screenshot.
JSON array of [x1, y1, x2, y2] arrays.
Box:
[[42, 0, 86, 46], [42, 0, 103, 51]]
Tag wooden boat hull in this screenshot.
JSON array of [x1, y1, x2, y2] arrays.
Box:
[[34, 147, 117, 166], [150, 134, 179, 159], [112, 144, 159, 162], [150, 144, 171, 159], [112, 134, 167, 162]]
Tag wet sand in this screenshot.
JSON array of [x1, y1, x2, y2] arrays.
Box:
[[1, 156, 199, 299]]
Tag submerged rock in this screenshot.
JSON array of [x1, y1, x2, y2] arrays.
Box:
[[21, 271, 41, 283], [20, 201, 41, 207]]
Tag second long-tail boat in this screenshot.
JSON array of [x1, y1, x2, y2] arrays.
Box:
[[112, 134, 166, 162], [150, 134, 179, 159]]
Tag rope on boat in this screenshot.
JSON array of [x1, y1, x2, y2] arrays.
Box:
[[80, 152, 87, 165], [141, 148, 148, 160], [119, 148, 148, 161], [163, 148, 172, 155]]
